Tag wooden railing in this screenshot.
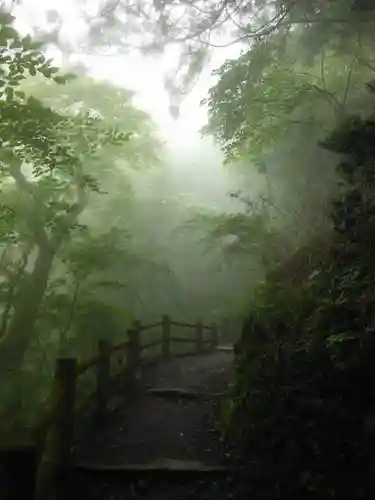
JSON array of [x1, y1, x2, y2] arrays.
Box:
[[26, 314, 219, 498]]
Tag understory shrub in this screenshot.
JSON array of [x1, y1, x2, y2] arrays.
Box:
[[230, 89, 375, 499]]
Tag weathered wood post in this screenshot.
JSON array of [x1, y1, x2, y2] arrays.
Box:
[[211, 322, 219, 349], [196, 319, 204, 354], [161, 314, 171, 358], [53, 357, 77, 489], [126, 320, 141, 384], [96, 339, 111, 420]]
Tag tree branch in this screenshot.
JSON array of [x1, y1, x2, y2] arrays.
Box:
[[302, 82, 342, 113], [49, 180, 88, 250], [342, 57, 357, 109], [8, 160, 51, 250], [320, 50, 328, 93], [58, 278, 80, 356]]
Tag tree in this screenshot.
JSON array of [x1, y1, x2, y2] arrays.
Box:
[[23, 71, 179, 327], [0, 14, 130, 378], [21, 69, 161, 229], [202, 25, 375, 241], [12, 0, 375, 105], [229, 86, 375, 500], [204, 29, 375, 160], [188, 193, 289, 268]]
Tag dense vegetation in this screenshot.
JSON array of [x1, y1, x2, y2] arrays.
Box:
[[2, 1, 375, 498], [227, 105, 375, 497], [200, 7, 375, 498], [0, 15, 192, 434], [0, 11, 254, 438]]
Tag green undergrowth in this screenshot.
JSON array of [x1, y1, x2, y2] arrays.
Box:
[[225, 88, 375, 498]]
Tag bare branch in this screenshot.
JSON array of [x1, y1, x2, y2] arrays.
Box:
[[342, 57, 357, 108], [357, 56, 375, 73]]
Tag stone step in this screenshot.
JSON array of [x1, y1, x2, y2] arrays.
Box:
[[142, 388, 224, 400], [74, 458, 229, 482], [75, 458, 227, 472], [215, 345, 234, 352]]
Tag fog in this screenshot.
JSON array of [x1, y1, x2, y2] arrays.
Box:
[[1, 3, 375, 497], [2, 0, 368, 428], [126, 133, 267, 333], [10, 2, 265, 334]]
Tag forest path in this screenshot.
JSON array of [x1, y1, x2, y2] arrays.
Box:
[[71, 348, 238, 499]]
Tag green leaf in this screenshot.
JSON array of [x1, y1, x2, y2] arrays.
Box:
[[53, 73, 76, 85], [0, 13, 15, 26], [29, 40, 45, 51], [21, 34, 33, 50], [0, 26, 18, 41], [10, 38, 22, 49]]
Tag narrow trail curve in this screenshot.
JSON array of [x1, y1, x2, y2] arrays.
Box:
[[71, 349, 241, 500]]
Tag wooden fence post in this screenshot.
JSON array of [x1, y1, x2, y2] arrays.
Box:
[[162, 314, 171, 358], [96, 340, 111, 420], [196, 319, 204, 354], [126, 321, 141, 383], [211, 322, 219, 348], [53, 357, 77, 485]]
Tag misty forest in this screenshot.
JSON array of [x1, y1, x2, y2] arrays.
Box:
[[1, 0, 375, 499]]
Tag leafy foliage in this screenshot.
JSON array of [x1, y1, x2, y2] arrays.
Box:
[[187, 191, 291, 271], [204, 29, 375, 162], [201, 21, 375, 249], [20, 0, 375, 110], [0, 17, 170, 433], [228, 88, 375, 498]]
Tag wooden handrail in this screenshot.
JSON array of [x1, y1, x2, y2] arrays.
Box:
[[169, 336, 197, 343], [110, 338, 131, 354], [73, 318, 217, 378], [139, 321, 162, 332], [28, 314, 220, 497], [170, 320, 197, 328]]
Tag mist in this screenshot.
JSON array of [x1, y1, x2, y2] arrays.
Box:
[[126, 132, 267, 330], [7, 0, 266, 337], [1, 0, 373, 436], [3, 2, 375, 499]]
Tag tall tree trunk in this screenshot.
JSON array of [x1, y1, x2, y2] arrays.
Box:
[[0, 160, 88, 378], [0, 244, 55, 378], [0, 245, 32, 338]]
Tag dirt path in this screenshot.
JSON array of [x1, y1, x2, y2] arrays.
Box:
[[71, 350, 238, 499]]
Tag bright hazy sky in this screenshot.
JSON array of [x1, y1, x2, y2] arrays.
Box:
[[13, 0, 242, 141]]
